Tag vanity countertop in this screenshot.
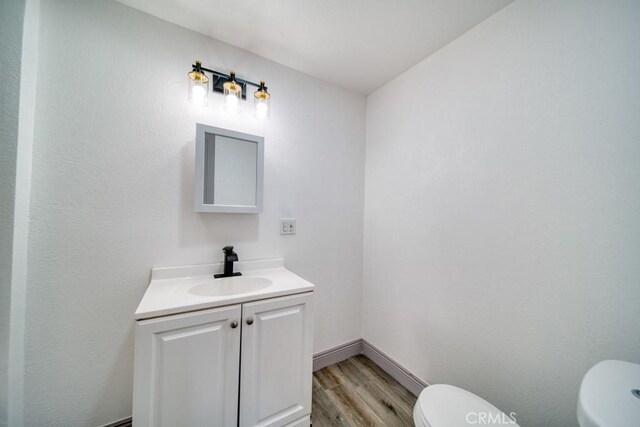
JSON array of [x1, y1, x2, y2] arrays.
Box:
[[135, 259, 314, 320]]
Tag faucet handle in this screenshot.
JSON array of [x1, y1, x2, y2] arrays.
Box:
[[222, 246, 234, 253]]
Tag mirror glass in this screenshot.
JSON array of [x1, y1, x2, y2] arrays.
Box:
[[195, 125, 264, 213], [205, 134, 257, 206]]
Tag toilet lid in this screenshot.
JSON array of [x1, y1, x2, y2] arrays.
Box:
[[416, 384, 519, 427], [577, 360, 640, 427]]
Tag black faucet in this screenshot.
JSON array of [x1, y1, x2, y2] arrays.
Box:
[[214, 246, 242, 279]]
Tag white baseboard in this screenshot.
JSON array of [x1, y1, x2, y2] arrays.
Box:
[[312, 338, 428, 396], [361, 339, 427, 396], [312, 339, 363, 371], [99, 416, 132, 427]]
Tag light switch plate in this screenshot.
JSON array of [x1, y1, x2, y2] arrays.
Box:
[[280, 218, 296, 235]]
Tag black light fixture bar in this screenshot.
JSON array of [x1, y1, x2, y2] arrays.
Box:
[[192, 63, 262, 100]]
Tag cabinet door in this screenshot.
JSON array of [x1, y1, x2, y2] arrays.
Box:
[[133, 305, 241, 427], [239, 292, 313, 427]]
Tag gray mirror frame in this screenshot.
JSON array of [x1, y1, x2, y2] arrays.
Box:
[[194, 124, 264, 213]]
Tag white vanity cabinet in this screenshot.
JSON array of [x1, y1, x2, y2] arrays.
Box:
[[239, 293, 313, 427], [133, 291, 313, 427]]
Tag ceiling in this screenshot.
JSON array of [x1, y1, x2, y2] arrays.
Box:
[[116, 0, 514, 95]]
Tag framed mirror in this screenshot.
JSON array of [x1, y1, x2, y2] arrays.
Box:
[[194, 124, 264, 213]]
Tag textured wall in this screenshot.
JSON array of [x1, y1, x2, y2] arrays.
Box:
[[0, 1, 26, 426], [24, 0, 365, 425], [363, 1, 640, 426]]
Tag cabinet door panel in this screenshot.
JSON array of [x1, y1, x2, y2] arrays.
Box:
[[133, 305, 241, 427], [240, 293, 313, 427]]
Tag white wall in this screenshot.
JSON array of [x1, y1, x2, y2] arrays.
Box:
[[0, 1, 26, 425], [363, 1, 640, 426], [23, 0, 365, 424]]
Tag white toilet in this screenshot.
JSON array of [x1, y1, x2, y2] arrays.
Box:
[[413, 384, 518, 427], [577, 360, 640, 427], [414, 359, 640, 427]]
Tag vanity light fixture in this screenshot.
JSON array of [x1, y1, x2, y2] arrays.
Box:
[[187, 60, 271, 120]]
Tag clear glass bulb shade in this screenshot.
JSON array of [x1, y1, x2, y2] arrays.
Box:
[[223, 80, 242, 114], [187, 71, 209, 107], [224, 93, 240, 113], [254, 83, 271, 120], [254, 97, 270, 120]]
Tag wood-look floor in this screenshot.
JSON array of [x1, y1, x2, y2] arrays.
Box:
[[312, 355, 417, 426]]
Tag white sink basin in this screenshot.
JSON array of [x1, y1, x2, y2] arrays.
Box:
[[189, 276, 272, 297]]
